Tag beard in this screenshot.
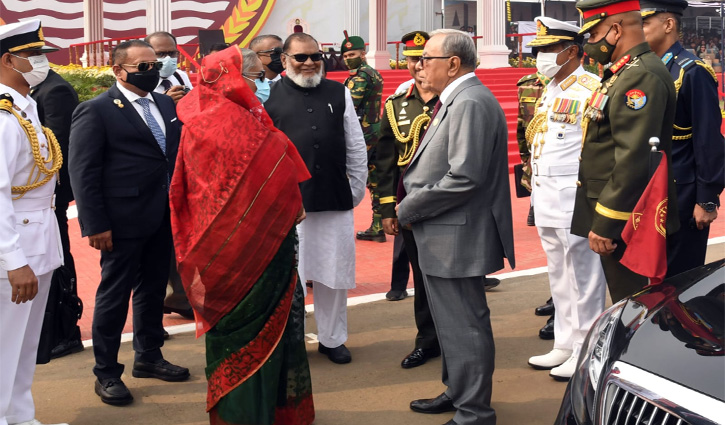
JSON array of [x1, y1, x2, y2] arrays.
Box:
[[286, 65, 323, 88]]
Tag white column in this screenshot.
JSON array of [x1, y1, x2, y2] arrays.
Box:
[[146, 0, 171, 34], [345, 0, 361, 37], [367, 0, 391, 69], [477, 0, 510, 68], [421, 0, 436, 32], [83, 0, 103, 42]]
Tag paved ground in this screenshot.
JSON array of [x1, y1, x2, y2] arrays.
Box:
[[31, 244, 724, 425]]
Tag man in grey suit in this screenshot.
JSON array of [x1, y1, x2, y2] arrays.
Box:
[[397, 29, 515, 425]]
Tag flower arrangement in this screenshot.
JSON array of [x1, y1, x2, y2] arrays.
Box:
[[52, 64, 116, 102]]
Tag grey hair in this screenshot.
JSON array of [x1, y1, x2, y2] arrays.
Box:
[[429, 29, 477, 70], [240, 48, 261, 73]]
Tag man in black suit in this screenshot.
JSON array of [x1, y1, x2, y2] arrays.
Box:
[[31, 69, 83, 360], [69, 39, 189, 407]]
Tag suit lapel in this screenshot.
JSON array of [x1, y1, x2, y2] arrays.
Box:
[[108, 85, 166, 156], [409, 77, 481, 166]]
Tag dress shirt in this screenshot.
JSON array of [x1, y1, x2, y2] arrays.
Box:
[[116, 82, 166, 136], [439, 72, 477, 104]]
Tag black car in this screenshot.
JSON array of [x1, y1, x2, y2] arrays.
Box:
[[555, 259, 725, 425]]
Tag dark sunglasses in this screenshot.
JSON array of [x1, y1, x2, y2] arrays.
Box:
[[243, 70, 267, 82], [257, 47, 283, 56], [155, 50, 179, 59], [285, 52, 323, 62], [121, 61, 163, 72]]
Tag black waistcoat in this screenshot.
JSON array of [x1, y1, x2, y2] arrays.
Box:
[[266, 77, 352, 212]]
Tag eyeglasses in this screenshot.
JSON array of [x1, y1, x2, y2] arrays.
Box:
[[257, 47, 283, 57], [121, 61, 163, 72], [419, 55, 453, 65], [285, 52, 323, 62], [155, 50, 179, 59], [243, 70, 266, 82]]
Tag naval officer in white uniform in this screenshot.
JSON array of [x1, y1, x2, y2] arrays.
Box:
[[0, 20, 68, 425], [524, 17, 607, 381]]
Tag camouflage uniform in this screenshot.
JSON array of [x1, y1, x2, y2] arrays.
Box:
[[344, 62, 384, 232], [516, 72, 547, 192]]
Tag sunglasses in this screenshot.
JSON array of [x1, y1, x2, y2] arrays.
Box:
[[257, 47, 283, 56], [155, 50, 179, 59], [121, 61, 163, 72], [285, 52, 323, 62], [243, 70, 267, 82]]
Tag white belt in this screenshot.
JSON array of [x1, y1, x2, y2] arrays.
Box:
[[532, 163, 580, 177], [13, 194, 55, 212]]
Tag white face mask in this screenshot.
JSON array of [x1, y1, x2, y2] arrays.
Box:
[[159, 55, 178, 78], [535, 48, 571, 79], [12, 54, 50, 87]]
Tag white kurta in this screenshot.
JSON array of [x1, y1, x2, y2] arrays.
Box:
[[529, 67, 606, 356], [296, 87, 367, 290], [0, 83, 63, 425]]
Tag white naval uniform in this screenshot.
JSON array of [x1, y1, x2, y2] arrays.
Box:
[[530, 66, 606, 357], [297, 88, 367, 348], [0, 84, 63, 425]]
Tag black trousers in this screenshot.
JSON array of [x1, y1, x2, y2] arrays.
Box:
[[92, 216, 172, 380], [390, 232, 410, 291], [401, 228, 439, 351], [666, 218, 710, 278]]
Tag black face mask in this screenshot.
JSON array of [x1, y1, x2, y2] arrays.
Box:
[[123, 67, 161, 93], [583, 22, 620, 65], [268, 51, 285, 74]]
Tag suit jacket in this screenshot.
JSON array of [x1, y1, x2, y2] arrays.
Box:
[[69, 84, 181, 239], [397, 76, 515, 278], [31, 70, 79, 206]]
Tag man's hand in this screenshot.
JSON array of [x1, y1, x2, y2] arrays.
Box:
[[165, 85, 187, 104], [693, 204, 718, 230], [7, 265, 38, 304], [295, 207, 306, 225], [382, 218, 399, 236], [89, 230, 113, 252], [588, 231, 617, 256]]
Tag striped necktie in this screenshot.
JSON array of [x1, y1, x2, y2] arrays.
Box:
[[136, 97, 167, 155]]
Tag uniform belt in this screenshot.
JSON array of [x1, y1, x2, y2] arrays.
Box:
[[13, 195, 55, 212], [532, 163, 580, 177]]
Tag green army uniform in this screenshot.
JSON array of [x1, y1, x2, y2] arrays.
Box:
[[342, 33, 385, 236], [572, 0, 680, 302], [516, 72, 547, 193]]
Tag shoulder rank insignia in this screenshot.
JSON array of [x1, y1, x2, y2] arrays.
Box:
[[609, 54, 631, 74], [0, 93, 14, 113], [625, 89, 647, 110], [662, 52, 673, 65], [560, 75, 577, 91], [577, 74, 601, 92]]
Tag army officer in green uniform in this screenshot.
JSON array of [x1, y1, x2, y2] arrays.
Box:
[[376, 31, 442, 369], [342, 32, 385, 242], [572, 0, 679, 302]]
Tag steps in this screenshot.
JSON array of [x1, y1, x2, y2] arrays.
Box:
[[327, 67, 535, 172]]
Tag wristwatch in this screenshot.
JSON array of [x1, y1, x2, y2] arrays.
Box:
[[698, 202, 718, 213]]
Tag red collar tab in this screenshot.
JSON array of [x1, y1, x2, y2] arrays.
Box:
[[582, 0, 640, 20], [609, 54, 631, 74], [406, 84, 415, 98]]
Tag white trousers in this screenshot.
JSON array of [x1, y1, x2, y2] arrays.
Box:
[[312, 282, 348, 348], [0, 271, 52, 425], [537, 227, 606, 357]]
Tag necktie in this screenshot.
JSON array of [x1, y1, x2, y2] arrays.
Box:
[[396, 100, 443, 203], [136, 98, 167, 155], [160, 79, 173, 91]]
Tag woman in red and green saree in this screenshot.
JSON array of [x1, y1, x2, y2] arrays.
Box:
[[169, 46, 314, 425]]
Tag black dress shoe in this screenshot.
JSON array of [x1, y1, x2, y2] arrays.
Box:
[[132, 359, 190, 382], [410, 392, 455, 414], [50, 339, 84, 359], [401, 347, 441, 369], [163, 329, 170, 340], [484, 277, 500, 291], [356, 227, 387, 242], [443, 421, 458, 425], [539, 315, 555, 340], [527, 205, 535, 226], [318, 343, 352, 364], [535, 297, 555, 316], [163, 305, 194, 319], [386, 289, 408, 301], [95, 378, 133, 406]]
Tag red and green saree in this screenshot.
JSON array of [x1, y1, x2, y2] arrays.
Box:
[[170, 46, 314, 425]]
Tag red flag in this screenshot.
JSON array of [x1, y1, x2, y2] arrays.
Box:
[[620, 153, 669, 285]]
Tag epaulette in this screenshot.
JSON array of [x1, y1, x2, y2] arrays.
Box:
[[517, 73, 538, 87], [694, 60, 718, 83], [560, 74, 577, 91], [577, 74, 601, 92], [385, 89, 407, 104], [0, 93, 14, 113]]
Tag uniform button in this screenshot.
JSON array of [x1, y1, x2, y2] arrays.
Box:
[[535, 181, 540, 186], [307, 108, 313, 113], [315, 165, 321, 170], [400, 132, 406, 137], [311, 125, 317, 130], [576, 181, 582, 187], [560, 125, 565, 129], [578, 156, 582, 161], [22, 218, 29, 224], [162, 184, 167, 190], [313, 144, 320, 149]]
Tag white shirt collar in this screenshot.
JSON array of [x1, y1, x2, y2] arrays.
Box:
[[115, 81, 154, 104], [439, 72, 477, 104], [0, 83, 33, 112]]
